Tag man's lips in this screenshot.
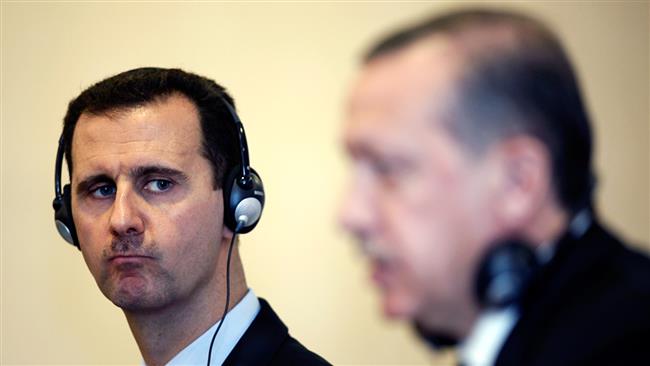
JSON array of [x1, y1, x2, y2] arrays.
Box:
[[108, 255, 154, 266], [370, 259, 392, 289], [356, 241, 395, 289]]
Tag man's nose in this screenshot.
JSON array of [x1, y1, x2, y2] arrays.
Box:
[[338, 175, 375, 240], [109, 187, 144, 237]]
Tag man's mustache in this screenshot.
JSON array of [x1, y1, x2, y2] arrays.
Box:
[[357, 240, 393, 263], [110, 234, 144, 253]]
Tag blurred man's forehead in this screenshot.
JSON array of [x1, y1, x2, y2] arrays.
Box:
[[346, 35, 464, 134], [352, 37, 462, 108]]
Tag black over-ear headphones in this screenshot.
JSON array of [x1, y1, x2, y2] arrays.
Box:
[[412, 240, 541, 349], [416, 213, 592, 348], [219, 99, 265, 234], [53, 134, 79, 247], [474, 210, 591, 309], [475, 239, 540, 308], [52, 97, 265, 249]]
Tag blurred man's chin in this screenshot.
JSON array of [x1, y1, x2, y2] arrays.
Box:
[[381, 292, 417, 320]]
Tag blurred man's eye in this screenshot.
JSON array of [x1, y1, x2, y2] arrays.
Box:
[[372, 159, 396, 177]]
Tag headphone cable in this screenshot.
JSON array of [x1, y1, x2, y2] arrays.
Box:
[[206, 224, 241, 366]]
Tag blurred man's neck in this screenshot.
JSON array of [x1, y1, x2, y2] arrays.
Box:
[[522, 199, 570, 250]]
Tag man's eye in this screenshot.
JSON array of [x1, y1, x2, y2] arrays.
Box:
[[144, 179, 174, 193], [90, 184, 116, 198], [372, 160, 395, 177]]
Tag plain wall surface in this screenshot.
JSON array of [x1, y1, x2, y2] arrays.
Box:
[[1, 2, 648, 365]]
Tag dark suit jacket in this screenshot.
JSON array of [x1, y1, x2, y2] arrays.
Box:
[[223, 298, 331, 366], [495, 220, 650, 366]]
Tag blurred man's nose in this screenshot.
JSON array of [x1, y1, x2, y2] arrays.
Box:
[[338, 170, 376, 241]]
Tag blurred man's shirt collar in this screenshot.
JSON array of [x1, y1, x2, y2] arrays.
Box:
[[459, 306, 518, 366]]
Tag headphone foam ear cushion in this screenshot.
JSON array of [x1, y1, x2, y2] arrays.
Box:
[[54, 184, 80, 248], [222, 166, 239, 231], [222, 166, 265, 233]]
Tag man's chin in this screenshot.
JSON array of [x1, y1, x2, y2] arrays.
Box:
[[381, 292, 417, 320], [112, 297, 150, 312], [110, 292, 169, 313], [104, 279, 158, 311], [412, 320, 459, 349]]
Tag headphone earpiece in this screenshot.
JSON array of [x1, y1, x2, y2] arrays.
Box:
[[223, 165, 265, 234], [475, 240, 540, 309], [53, 133, 80, 250], [53, 184, 79, 248]]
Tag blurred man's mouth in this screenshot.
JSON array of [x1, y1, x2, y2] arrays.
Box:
[[370, 259, 391, 288], [357, 240, 394, 289]]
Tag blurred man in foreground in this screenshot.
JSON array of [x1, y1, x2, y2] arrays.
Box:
[[339, 9, 650, 366]]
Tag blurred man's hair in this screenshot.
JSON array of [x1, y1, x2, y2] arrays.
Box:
[[366, 9, 594, 213]]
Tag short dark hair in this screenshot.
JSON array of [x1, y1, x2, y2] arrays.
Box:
[[62, 67, 240, 189], [366, 9, 594, 213]]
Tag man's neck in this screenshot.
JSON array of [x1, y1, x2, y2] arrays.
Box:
[[125, 254, 248, 366], [454, 200, 570, 341], [522, 199, 570, 250]]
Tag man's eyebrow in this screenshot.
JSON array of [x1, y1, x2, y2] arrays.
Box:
[[129, 165, 189, 183]]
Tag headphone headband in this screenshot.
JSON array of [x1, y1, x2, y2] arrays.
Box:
[[220, 97, 252, 184], [54, 134, 65, 201]]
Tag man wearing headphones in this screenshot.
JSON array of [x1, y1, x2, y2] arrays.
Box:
[[53, 68, 330, 365], [339, 9, 650, 366]]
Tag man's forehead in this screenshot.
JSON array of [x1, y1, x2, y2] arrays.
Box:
[[74, 94, 200, 142], [71, 94, 203, 171], [345, 36, 464, 143], [350, 36, 462, 108]]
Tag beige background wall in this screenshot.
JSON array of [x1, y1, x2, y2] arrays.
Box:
[[1, 1, 648, 365]]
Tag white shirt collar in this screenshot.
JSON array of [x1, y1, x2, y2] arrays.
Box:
[[153, 289, 260, 366], [458, 306, 518, 366]]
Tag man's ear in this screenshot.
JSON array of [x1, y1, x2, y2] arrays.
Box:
[[490, 135, 553, 231]]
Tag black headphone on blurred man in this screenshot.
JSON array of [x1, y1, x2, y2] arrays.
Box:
[[418, 208, 592, 348]]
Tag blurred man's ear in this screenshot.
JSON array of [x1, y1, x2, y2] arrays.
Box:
[[491, 135, 553, 231]]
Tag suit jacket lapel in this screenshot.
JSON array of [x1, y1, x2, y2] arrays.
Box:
[[495, 221, 619, 365], [223, 298, 289, 365]]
